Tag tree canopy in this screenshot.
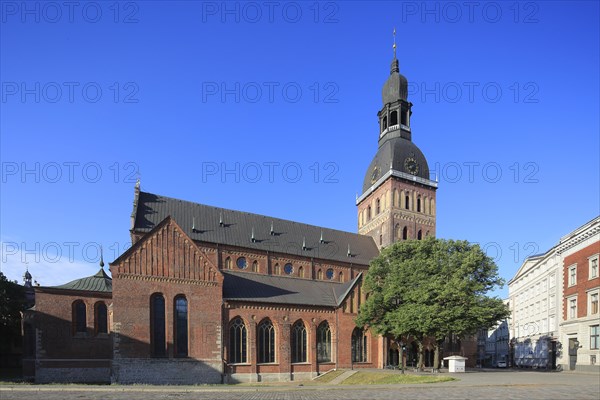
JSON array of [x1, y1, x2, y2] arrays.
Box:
[[356, 237, 509, 368]]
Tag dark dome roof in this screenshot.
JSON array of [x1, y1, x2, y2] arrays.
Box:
[[362, 137, 430, 193], [382, 59, 408, 104]]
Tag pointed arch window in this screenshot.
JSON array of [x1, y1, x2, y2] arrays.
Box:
[[317, 322, 332, 363], [402, 226, 408, 240], [225, 257, 232, 270], [274, 263, 281, 275], [94, 302, 108, 334], [252, 260, 258, 272], [291, 321, 307, 363], [417, 197, 421, 212], [351, 327, 367, 362], [174, 296, 188, 357], [151, 293, 166, 357], [405, 195, 410, 210], [390, 110, 398, 126], [317, 269, 323, 280], [257, 319, 275, 363], [298, 266, 304, 278], [229, 317, 247, 364], [72, 300, 86, 335], [339, 272, 344, 282]]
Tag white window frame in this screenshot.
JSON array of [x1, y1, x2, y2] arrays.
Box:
[[588, 289, 599, 316], [568, 264, 577, 287], [591, 325, 600, 350], [589, 255, 599, 280], [568, 296, 578, 320]]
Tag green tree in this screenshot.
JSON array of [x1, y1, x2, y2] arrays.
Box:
[[0, 272, 26, 355], [356, 237, 509, 370]]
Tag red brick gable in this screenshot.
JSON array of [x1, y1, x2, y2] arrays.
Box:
[[110, 216, 220, 284]]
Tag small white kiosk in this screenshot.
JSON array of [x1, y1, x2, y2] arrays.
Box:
[[443, 355, 468, 373]]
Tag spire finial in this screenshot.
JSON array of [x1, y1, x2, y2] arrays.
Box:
[[393, 28, 397, 59], [390, 28, 400, 74], [99, 245, 105, 268]]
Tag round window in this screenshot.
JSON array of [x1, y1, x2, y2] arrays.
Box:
[[236, 257, 247, 269], [326, 268, 334, 280], [284, 263, 293, 275]]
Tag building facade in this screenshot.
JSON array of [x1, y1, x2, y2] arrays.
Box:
[[557, 217, 600, 372], [508, 250, 561, 369], [21, 49, 475, 384], [508, 216, 600, 372]]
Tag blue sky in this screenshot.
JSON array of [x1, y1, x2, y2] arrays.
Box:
[[1, 1, 599, 298]]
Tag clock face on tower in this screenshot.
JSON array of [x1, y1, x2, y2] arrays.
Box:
[[404, 156, 419, 175], [371, 166, 380, 184]]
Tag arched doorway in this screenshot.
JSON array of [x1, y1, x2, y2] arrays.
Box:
[[388, 341, 400, 367]]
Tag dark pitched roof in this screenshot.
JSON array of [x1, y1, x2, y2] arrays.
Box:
[[51, 268, 112, 293], [222, 270, 361, 307], [132, 191, 379, 265]]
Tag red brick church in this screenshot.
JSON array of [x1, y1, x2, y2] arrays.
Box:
[[22, 51, 450, 384]]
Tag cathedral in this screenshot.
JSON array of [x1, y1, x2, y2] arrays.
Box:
[[22, 49, 449, 384]]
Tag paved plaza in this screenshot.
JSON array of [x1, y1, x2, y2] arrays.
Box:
[[1, 370, 599, 400]]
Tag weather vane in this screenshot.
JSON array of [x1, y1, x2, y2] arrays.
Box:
[[393, 28, 397, 58]]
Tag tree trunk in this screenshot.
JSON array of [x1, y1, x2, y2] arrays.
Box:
[[433, 341, 440, 373], [417, 341, 424, 371]]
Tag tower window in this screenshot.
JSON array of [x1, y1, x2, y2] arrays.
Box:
[[401, 110, 408, 125], [405, 195, 410, 210], [402, 226, 408, 240], [390, 110, 398, 126], [417, 230, 422, 240], [379, 234, 383, 245], [395, 223, 400, 239], [367, 206, 372, 220], [382, 116, 388, 131], [376, 199, 380, 214], [417, 197, 421, 212]]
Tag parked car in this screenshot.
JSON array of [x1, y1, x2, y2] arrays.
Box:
[[497, 360, 507, 368]]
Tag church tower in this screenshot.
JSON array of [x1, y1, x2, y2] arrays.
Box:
[[357, 34, 437, 249]]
